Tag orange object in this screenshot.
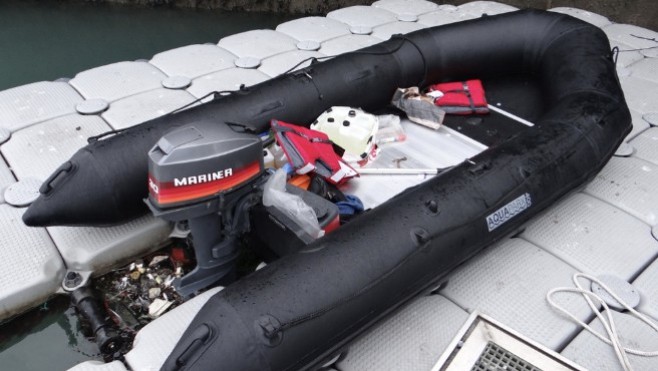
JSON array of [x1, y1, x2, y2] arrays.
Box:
[[288, 174, 311, 190]]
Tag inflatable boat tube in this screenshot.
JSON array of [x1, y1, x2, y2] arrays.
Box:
[[24, 10, 627, 228], [148, 10, 630, 371]]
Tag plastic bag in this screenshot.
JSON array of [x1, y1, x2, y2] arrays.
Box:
[[262, 169, 324, 239]]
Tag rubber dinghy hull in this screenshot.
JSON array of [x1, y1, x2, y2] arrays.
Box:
[[153, 10, 631, 371]]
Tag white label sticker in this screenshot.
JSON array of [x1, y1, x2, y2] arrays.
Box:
[[486, 193, 532, 232]]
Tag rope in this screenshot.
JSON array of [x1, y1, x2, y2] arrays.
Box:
[[547, 273, 658, 370]]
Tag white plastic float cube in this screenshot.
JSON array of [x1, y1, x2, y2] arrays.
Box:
[[440, 238, 594, 350], [218, 30, 297, 60], [0, 81, 83, 132], [318, 34, 381, 56], [0, 205, 65, 321], [48, 215, 172, 275], [585, 157, 658, 226], [276, 16, 351, 43], [101, 88, 196, 130], [337, 295, 469, 371], [372, 0, 440, 17], [0, 114, 111, 180], [0, 160, 15, 204], [187, 68, 270, 99], [522, 193, 658, 280], [630, 127, 658, 165], [70, 61, 167, 101], [258, 50, 325, 77], [150, 44, 237, 79], [327, 5, 397, 29]]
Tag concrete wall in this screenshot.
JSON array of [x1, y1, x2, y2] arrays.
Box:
[[87, 0, 658, 31]]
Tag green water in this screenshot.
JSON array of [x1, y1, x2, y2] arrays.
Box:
[[0, 0, 293, 91], [0, 1, 291, 369]]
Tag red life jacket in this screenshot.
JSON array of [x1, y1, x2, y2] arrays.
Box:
[[271, 120, 358, 185], [428, 79, 489, 115]]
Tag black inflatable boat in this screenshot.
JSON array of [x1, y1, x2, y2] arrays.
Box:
[[24, 9, 629, 371]]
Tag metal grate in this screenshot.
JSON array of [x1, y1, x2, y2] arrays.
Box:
[[472, 342, 542, 371]]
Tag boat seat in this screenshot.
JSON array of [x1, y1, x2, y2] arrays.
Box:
[[0, 160, 15, 204], [336, 295, 469, 371], [561, 311, 658, 370], [585, 157, 658, 226], [124, 287, 223, 371], [150, 44, 237, 79], [440, 238, 593, 350], [521, 193, 658, 280]]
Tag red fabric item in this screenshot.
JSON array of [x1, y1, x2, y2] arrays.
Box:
[[428, 79, 489, 115], [271, 120, 357, 185]]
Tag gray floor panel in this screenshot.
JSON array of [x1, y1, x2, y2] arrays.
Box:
[[561, 311, 658, 371], [585, 157, 658, 227], [100, 88, 195, 130], [440, 238, 593, 350], [0, 81, 83, 132], [70, 61, 167, 101], [218, 29, 297, 60], [48, 216, 172, 274], [372, 0, 440, 16], [0, 114, 111, 181], [150, 44, 237, 79], [337, 295, 469, 371], [522, 193, 658, 280], [0, 205, 65, 321]]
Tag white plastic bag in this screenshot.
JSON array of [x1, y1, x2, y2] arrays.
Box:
[[262, 169, 324, 239]]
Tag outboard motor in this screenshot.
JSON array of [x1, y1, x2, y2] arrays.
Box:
[[145, 120, 266, 297]]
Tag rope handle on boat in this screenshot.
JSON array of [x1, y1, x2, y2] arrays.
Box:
[[547, 273, 658, 371]]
